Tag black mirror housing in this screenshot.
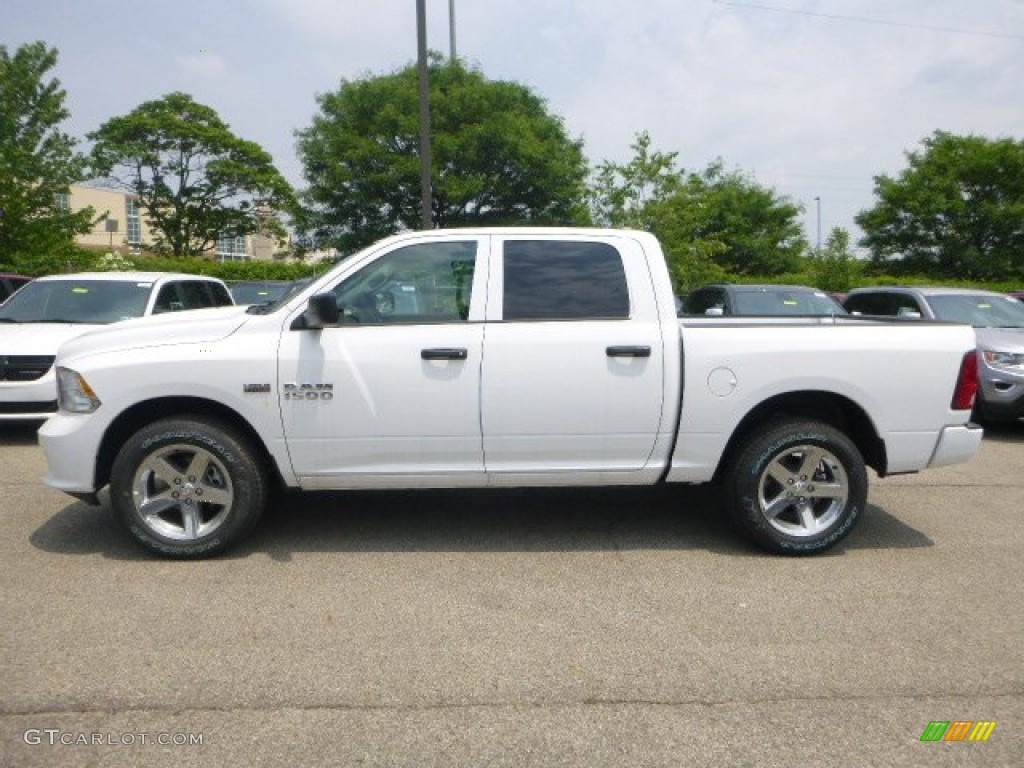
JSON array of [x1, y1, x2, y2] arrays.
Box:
[[304, 292, 340, 329]]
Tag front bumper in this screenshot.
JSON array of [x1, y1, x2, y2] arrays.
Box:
[[928, 423, 985, 468], [38, 409, 110, 497], [977, 363, 1024, 422], [0, 372, 59, 421]]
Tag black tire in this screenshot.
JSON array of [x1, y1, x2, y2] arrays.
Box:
[[723, 419, 867, 555], [109, 416, 267, 558]]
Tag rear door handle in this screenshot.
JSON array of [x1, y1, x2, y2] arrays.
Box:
[[421, 348, 468, 360], [606, 345, 651, 358]]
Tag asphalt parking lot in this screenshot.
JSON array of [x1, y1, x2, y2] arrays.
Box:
[[1, 420, 1021, 767]]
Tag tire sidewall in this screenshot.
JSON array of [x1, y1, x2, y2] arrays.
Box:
[[728, 421, 867, 555], [110, 419, 264, 558]]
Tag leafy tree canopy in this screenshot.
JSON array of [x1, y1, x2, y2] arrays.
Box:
[[89, 92, 296, 257], [591, 132, 806, 287], [297, 57, 590, 252], [0, 41, 94, 274], [856, 131, 1024, 281]]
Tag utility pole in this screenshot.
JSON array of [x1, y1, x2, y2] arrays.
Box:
[[449, 0, 457, 62], [416, 0, 433, 229]]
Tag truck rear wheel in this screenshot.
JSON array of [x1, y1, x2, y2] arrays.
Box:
[[109, 417, 267, 558], [724, 419, 867, 555]]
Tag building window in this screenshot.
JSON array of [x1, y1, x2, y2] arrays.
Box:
[[55, 192, 70, 212], [126, 198, 142, 250], [217, 233, 248, 262]]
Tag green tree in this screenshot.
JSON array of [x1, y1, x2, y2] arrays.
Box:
[[590, 133, 805, 288], [808, 227, 862, 292], [590, 132, 683, 229], [0, 41, 94, 274], [89, 92, 296, 257], [684, 162, 806, 276], [857, 131, 1024, 280], [297, 58, 590, 252]]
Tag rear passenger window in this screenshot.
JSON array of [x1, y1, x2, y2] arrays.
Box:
[[208, 282, 233, 306], [180, 282, 212, 309], [685, 288, 726, 315], [502, 241, 629, 321], [154, 284, 184, 313], [845, 294, 890, 315]]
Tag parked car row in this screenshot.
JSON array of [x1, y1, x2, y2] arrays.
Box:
[[678, 282, 1024, 424], [679, 284, 847, 317], [0, 272, 235, 420], [2, 269, 1021, 425]]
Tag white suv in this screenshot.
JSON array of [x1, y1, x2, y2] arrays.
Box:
[[0, 272, 233, 420]]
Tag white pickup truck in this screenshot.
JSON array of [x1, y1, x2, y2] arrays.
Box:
[[39, 228, 983, 558]]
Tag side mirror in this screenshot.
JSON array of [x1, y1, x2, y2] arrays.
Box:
[[705, 306, 725, 317], [303, 293, 340, 329]]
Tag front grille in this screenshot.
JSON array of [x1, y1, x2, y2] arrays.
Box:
[[0, 400, 58, 414], [0, 355, 56, 382]]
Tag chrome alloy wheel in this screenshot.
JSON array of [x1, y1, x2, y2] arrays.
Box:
[[756, 444, 849, 538], [131, 443, 234, 541]]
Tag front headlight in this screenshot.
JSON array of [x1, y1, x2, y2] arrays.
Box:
[[981, 349, 1024, 371], [56, 367, 102, 413]]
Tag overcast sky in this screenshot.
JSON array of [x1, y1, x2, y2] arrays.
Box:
[[6, 0, 1024, 249]]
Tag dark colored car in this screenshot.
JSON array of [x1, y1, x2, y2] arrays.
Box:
[[681, 284, 847, 317], [0, 273, 32, 304]]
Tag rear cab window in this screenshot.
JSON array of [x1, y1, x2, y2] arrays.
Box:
[[499, 240, 630, 321]]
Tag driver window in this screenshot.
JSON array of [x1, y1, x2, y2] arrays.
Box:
[[330, 241, 477, 325]]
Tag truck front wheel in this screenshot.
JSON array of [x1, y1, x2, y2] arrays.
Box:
[[724, 419, 867, 555], [109, 417, 267, 558]]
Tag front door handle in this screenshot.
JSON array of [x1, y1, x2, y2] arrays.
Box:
[[421, 348, 468, 361], [606, 345, 651, 358]]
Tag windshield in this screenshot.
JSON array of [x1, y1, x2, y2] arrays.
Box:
[[229, 280, 294, 305], [245, 277, 316, 314], [928, 294, 1024, 328], [732, 289, 847, 316], [0, 279, 152, 324]]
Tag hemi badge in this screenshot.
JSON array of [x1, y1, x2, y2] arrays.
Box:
[[243, 384, 272, 394]]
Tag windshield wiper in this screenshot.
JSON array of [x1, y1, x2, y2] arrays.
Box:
[[246, 303, 278, 315]]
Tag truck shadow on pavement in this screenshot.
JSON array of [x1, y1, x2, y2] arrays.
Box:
[[0, 421, 45, 446], [978, 420, 1024, 442], [30, 484, 934, 561]]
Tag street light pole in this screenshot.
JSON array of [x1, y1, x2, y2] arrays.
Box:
[[416, 0, 433, 230], [814, 196, 822, 253]]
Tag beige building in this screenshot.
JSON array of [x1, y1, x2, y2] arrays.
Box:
[[67, 184, 277, 261]]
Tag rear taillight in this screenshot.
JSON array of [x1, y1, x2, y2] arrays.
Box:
[[950, 349, 979, 411]]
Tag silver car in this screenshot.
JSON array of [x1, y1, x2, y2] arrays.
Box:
[[844, 287, 1024, 423]]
